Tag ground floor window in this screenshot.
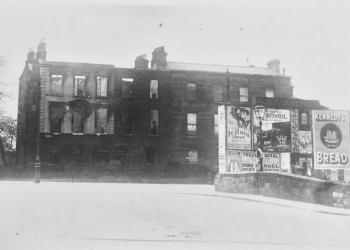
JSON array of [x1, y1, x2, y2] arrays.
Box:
[[188, 150, 198, 164], [145, 146, 155, 163]]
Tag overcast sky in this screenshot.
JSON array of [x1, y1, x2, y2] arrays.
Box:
[[0, 0, 350, 118]]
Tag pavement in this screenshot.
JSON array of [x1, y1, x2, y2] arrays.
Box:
[[1, 181, 350, 250]]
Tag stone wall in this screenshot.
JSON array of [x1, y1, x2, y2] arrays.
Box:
[[215, 172, 350, 208]]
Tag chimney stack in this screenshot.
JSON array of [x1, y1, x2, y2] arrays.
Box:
[[151, 46, 167, 70], [134, 54, 149, 70], [267, 59, 280, 74], [26, 47, 35, 62], [36, 38, 47, 63]]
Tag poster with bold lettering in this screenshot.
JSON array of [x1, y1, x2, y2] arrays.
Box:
[[312, 110, 350, 169], [227, 106, 252, 150], [241, 151, 259, 172], [263, 152, 280, 171], [253, 109, 291, 152]]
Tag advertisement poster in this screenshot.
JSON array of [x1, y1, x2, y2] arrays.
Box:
[[263, 152, 280, 171], [291, 110, 299, 153], [218, 106, 226, 173], [226, 150, 241, 172], [227, 106, 252, 150], [241, 151, 259, 172], [280, 152, 291, 172], [298, 131, 312, 154], [253, 109, 291, 152], [263, 152, 281, 171], [312, 110, 350, 169]]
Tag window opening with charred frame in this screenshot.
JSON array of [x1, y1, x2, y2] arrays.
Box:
[[186, 83, 197, 101], [96, 76, 108, 97], [187, 113, 197, 136], [150, 80, 158, 100], [74, 75, 86, 96]]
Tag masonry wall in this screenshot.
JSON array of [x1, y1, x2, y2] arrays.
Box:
[[18, 58, 304, 174], [215, 172, 350, 208]]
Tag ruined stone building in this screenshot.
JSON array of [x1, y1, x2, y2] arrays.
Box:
[[16, 41, 325, 174]]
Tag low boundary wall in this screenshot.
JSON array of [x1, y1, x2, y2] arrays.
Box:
[[215, 172, 350, 208]]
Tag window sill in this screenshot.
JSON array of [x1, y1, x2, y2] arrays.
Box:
[[187, 134, 198, 138], [96, 133, 108, 136], [72, 133, 84, 135]]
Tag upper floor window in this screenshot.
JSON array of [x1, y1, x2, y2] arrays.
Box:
[[188, 150, 198, 164], [187, 83, 197, 101], [213, 85, 224, 102], [265, 88, 274, 98], [95, 108, 108, 133], [150, 80, 158, 100], [301, 113, 308, 125], [187, 113, 197, 136], [150, 110, 159, 135], [96, 76, 108, 97], [50, 74, 63, 96], [239, 87, 249, 102], [122, 78, 134, 98], [74, 75, 86, 96]]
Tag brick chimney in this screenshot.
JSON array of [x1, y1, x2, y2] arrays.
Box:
[[36, 38, 47, 63], [134, 54, 149, 70], [26, 47, 35, 71], [151, 46, 167, 70], [267, 59, 280, 74]]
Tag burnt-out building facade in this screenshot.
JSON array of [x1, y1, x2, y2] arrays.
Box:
[[16, 41, 325, 174]]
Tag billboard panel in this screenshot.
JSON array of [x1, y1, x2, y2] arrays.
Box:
[[298, 131, 312, 154], [226, 150, 241, 172], [218, 105, 226, 173], [227, 106, 252, 150], [263, 152, 280, 171], [312, 110, 350, 169], [253, 109, 291, 152]]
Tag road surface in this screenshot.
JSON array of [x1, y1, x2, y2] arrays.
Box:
[[0, 181, 350, 250]]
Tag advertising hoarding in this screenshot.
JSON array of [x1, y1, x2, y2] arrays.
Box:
[[312, 110, 350, 169], [263, 152, 280, 171], [218, 105, 226, 173], [253, 109, 291, 152], [226, 150, 241, 172], [298, 131, 312, 154], [227, 106, 252, 150]]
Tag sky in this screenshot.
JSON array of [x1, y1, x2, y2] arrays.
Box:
[[0, 0, 350, 118]]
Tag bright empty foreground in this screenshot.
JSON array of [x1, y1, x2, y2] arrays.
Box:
[[1, 181, 350, 250]]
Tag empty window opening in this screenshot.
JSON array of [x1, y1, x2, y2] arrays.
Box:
[[96, 76, 108, 97], [74, 75, 86, 96], [266, 88, 274, 98], [150, 110, 159, 135], [122, 78, 134, 98], [96, 108, 108, 133], [187, 83, 197, 100], [50, 74, 63, 95], [187, 113, 197, 135], [188, 150, 198, 164], [239, 87, 249, 102], [150, 80, 158, 100]]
